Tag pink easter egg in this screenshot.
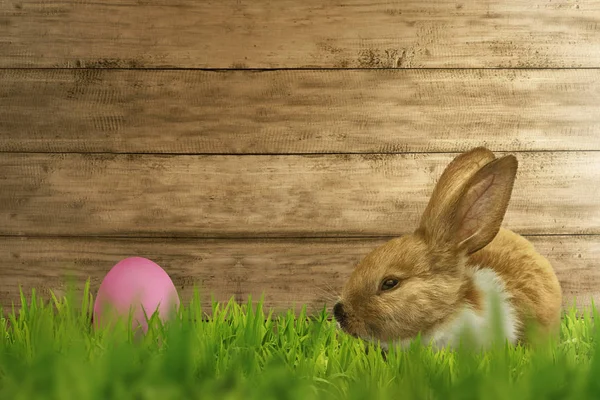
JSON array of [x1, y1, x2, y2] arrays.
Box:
[[93, 257, 180, 333]]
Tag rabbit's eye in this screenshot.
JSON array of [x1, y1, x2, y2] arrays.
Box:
[[381, 278, 400, 291]]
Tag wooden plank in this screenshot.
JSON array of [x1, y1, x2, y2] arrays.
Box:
[[3, 69, 600, 154], [2, 0, 600, 68], [0, 152, 598, 237], [0, 235, 597, 315]]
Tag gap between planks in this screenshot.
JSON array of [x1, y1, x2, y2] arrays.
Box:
[[5, 67, 600, 71], [2, 150, 600, 156]]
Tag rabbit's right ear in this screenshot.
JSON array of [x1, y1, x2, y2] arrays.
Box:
[[418, 153, 518, 256], [452, 155, 518, 254], [418, 147, 495, 245]]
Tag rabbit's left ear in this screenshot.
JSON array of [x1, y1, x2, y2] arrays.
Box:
[[453, 155, 518, 254], [417, 147, 495, 249], [420, 147, 495, 231]]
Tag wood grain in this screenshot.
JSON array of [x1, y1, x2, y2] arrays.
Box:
[[2, 0, 600, 68], [3, 69, 600, 154], [0, 236, 597, 315], [0, 152, 598, 237]]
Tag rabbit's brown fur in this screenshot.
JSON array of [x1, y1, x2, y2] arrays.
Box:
[[468, 228, 562, 337], [334, 147, 562, 348]]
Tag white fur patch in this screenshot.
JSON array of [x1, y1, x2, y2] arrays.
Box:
[[379, 267, 519, 351], [427, 267, 518, 349]]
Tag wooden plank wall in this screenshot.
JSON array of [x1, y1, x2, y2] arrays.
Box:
[[1, 0, 600, 315]]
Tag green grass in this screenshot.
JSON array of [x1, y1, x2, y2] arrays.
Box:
[[0, 281, 599, 400]]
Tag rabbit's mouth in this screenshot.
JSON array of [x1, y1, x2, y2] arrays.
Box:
[[335, 319, 359, 338]]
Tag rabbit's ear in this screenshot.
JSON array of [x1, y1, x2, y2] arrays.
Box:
[[418, 147, 495, 244], [453, 155, 518, 254]]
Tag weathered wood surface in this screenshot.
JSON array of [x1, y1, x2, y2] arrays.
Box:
[[1, 0, 600, 69], [3, 69, 600, 154], [1, 152, 598, 237], [0, 235, 597, 314]]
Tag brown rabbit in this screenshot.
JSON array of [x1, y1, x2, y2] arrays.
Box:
[[333, 147, 562, 349]]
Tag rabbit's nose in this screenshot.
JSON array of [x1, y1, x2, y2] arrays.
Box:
[[333, 302, 347, 324]]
